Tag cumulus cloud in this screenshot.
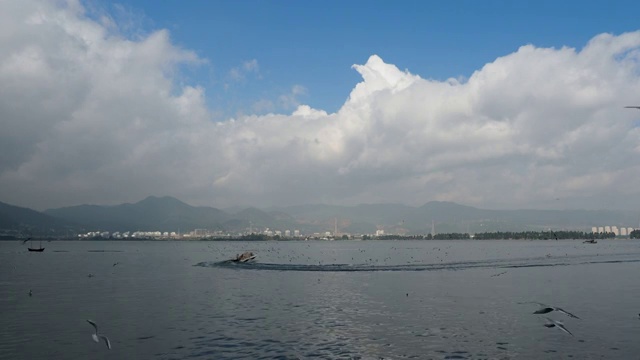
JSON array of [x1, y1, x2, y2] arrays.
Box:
[[1, 0, 640, 211]]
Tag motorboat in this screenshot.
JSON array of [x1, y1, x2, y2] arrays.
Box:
[[231, 251, 256, 263]]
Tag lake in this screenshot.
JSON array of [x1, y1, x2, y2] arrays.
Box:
[[1, 239, 640, 359]]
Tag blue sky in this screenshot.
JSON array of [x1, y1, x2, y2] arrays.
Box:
[[90, 0, 640, 119]]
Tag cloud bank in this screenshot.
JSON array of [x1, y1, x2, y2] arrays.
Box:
[[1, 0, 640, 210]]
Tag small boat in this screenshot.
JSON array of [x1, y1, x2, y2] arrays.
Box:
[[583, 239, 597, 244], [23, 237, 45, 252], [231, 251, 255, 263]]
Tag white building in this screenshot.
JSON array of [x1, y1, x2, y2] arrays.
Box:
[[598, 227, 604, 233], [621, 228, 628, 236], [591, 227, 598, 233], [604, 226, 611, 233], [294, 230, 300, 237]]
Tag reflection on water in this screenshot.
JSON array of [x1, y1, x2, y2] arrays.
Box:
[[1, 239, 640, 359]]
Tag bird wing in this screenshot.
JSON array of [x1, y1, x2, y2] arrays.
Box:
[[556, 307, 580, 319], [555, 322, 574, 336], [544, 317, 573, 336], [533, 307, 554, 314], [99, 335, 112, 349], [86, 319, 98, 333], [624, 106, 640, 109]]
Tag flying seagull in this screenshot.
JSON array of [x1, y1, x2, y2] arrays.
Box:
[[520, 302, 581, 319], [21, 238, 31, 244], [86, 320, 112, 349], [624, 106, 640, 109], [543, 317, 574, 336], [534, 305, 580, 319]]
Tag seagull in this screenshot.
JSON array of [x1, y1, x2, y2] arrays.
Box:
[[112, 262, 120, 267], [534, 305, 580, 319], [28, 289, 32, 297], [543, 317, 574, 336], [86, 320, 111, 349], [520, 302, 581, 319]]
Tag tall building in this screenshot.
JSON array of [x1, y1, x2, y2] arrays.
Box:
[[604, 226, 611, 233], [621, 228, 628, 236], [591, 227, 598, 233]]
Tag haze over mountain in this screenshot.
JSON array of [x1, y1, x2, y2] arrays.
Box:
[[0, 201, 72, 235], [1, 196, 638, 237]]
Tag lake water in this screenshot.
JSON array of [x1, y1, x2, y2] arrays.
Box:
[[1, 239, 640, 359]]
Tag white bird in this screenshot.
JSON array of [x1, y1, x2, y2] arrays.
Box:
[[543, 317, 574, 336], [86, 319, 111, 349], [532, 303, 580, 319], [520, 301, 580, 319]]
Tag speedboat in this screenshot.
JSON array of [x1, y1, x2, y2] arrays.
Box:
[[231, 251, 256, 263]]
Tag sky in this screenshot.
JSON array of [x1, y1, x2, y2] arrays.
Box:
[[1, 0, 640, 211]]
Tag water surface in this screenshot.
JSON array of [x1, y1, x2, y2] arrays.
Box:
[[2, 239, 639, 359]]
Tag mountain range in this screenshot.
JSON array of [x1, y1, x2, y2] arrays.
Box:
[[0, 196, 638, 238]]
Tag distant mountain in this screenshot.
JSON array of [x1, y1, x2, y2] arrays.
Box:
[[224, 207, 301, 232], [0, 200, 73, 236], [44, 196, 231, 232], [1, 196, 636, 236], [273, 201, 640, 234]]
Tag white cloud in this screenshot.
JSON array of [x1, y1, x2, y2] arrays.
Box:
[[229, 58, 260, 81], [278, 84, 307, 110], [1, 1, 640, 211], [243, 59, 259, 72]]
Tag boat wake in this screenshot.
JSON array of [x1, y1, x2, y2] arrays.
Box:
[[195, 253, 640, 272]]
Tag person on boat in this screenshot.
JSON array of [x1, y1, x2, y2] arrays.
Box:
[[233, 251, 254, 262]]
